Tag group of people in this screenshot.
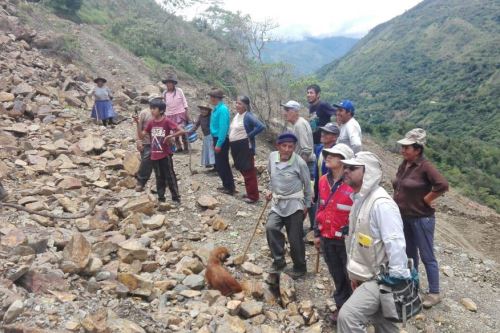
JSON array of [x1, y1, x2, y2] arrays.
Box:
[[128, 75, 266, 205], [89, 75, 449, 332], [264, 90, 448, 332]]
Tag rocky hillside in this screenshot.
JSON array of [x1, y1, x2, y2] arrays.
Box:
[[317, 0, 500, 211], [0, 1, 499, 333]]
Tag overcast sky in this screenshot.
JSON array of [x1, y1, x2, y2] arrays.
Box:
[[177, 0, 423, 40]]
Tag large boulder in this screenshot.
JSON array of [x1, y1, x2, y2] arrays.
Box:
[[61, 233, 92, 273]]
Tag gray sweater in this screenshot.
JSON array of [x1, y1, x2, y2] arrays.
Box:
[[291, 117, 315, 163], [267, 151, 313, 217]]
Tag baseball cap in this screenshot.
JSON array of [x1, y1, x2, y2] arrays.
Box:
[[322, 143, 354, 160], [319, 122, 340, 135], [397, 128, 427, 146], [341, 151, 381, 168], [281, 100, 301, 111], [333, 100, 355, 115]]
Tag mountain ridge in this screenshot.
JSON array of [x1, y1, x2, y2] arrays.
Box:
[[316, 0, 500, 210], [262, 36, 358, 75]]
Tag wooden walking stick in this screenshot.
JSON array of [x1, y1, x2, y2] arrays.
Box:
[[315, 248, 320, 273], [234, 200, 270, 265]]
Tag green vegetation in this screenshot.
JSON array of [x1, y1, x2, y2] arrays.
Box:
[[44, 0, 82, 18], [317, 0, 500, 211], [263, 36, 359, 75]]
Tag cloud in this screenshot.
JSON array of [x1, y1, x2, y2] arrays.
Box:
[[177, 0, 423, 41]]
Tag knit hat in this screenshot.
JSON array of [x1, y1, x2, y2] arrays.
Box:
[[276, 132, 298, 144]]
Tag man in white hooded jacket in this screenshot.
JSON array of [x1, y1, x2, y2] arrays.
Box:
[[337, 152, 410, 333]]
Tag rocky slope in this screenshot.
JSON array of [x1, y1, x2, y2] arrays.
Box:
[[0, 1, 499, 332]]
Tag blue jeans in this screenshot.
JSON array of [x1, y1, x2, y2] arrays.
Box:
[[403, 216, 439, 293]]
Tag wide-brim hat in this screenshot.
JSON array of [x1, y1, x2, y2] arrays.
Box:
[[94, 77, 107, 84], [162, 73, 178, 84], [197, 103, 212, 111], [208, 88, 225, 99], [322, 143, 354, 160], [397, 128, 427, 146]]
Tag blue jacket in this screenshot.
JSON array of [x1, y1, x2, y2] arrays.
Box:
[[210, 102, 230, 147], [313, 144, 329, 200], [243, 111, 266, 154]]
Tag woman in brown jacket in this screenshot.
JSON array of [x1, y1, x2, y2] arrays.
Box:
[[393, 128, 449, 309]]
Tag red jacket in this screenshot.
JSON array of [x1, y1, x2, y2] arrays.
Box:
[[315, 175, 353, 239]]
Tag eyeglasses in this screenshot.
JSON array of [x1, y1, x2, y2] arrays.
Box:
[[344, 165, 362, 171]]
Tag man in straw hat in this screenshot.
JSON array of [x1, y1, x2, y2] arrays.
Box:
[[162, 73, 191, 152], [265, 132, 312, 279], [208, 88, 235, 195], [337, 151, 411, 332]]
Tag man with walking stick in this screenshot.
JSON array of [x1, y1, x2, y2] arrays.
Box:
[[265, 132, 312, 279]]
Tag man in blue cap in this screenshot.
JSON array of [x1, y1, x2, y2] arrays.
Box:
[[265, 132, 313, 279], [334, 100, 362, 153]]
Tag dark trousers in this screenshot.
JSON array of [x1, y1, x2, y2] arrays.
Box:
[[308, 201, 318, 230], [320, 237, 352, 307], [240, 156, 259, 201], [403, 216, 439, 293], [213, 137, 235, 191], [137, 144, 153, 187], [152, 155, 180, 201], [266, 210, 306, 272]]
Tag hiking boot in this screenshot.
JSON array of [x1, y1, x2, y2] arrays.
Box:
[[217, 187, 235, 195], [422, 293, 441, 309], [135, 184, 145, 192], [158, 197, 166, 203], [285, 268, 307, 279], [0, 183, 8, 202], [268, 260, 286, 273]]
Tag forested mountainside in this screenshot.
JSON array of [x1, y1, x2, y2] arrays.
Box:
[[317, 0, 500, 210]]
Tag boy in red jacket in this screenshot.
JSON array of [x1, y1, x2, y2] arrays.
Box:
[[314, 143, 354, 323]]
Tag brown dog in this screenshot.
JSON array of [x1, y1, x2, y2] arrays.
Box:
[[205, 246, 242, 296]]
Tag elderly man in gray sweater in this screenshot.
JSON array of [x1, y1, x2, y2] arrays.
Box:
[[265, 132, 313, 279]]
